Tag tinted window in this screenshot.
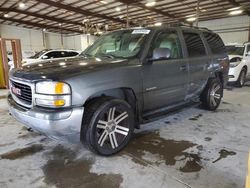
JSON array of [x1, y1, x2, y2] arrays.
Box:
[[226, 45, 244, 56], [45, 51, 62, 59], [150, 31, 183, 59], [183, 32, 206, 57], [65, 51, 79, 57], [203, 32, 226, 54], [246, 45, 250, 55]]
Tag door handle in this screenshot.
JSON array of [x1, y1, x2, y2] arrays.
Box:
[[180, 65, 187, 71]]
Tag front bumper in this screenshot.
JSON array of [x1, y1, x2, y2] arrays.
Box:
[[228, 65, 242, 82], [8, 94, 84, 142]]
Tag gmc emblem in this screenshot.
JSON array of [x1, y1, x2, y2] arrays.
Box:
[[11, 86, 22, 96]]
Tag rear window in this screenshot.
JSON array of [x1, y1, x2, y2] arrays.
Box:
[[183, 32, 207, 57], [203, 32, 226, 55]]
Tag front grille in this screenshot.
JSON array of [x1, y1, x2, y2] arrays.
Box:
[[10, 80, 32, 106]]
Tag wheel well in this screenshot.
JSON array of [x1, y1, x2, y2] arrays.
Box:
[[215, 71, 223, 84], [243, 65, 248, 72], [84, 88, 140, 129]]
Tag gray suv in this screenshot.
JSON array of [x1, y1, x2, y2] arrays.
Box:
[[8, 26, 229, 155]]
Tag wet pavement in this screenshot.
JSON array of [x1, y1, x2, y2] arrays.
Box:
[[0, 85, 250, 188]]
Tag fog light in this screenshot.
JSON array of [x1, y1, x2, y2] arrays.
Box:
[[54, 99, 65, 106]]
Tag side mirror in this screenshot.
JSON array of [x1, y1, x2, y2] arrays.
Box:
[[152, 48, 171, 61], [42, 55, 48, 59]]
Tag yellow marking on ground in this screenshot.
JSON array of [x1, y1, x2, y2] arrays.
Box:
[[246, 153, 250, 188]]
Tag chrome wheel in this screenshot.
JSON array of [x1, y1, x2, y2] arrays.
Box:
[[96, 107, 129, 149], [210, 83, 222, 107]]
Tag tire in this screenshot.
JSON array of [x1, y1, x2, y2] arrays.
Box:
[[200, 77, 223, 111], [236, 68, 246, 88], [81, 97, 135, 156]]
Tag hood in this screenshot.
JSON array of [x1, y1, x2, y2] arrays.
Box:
[[10, 57, 129, 81], [228, 55, 243, 60], [22, 58, 40, 65]]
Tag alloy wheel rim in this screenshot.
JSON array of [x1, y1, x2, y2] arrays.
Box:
[[209, 83, 221, 107], [96, 107, 129, 149]]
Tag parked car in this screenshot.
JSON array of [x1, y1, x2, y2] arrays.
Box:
[[8, 26, 229, 156], [8, 50, 36, 66], [8, 49, 80, 69], [226, 42, 250, 87]]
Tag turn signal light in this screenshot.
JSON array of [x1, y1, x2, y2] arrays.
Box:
[[55, 82, 64, 94], [54, 99, 65, 106]]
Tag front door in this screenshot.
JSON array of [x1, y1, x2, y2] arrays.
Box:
[[142, 29, 188, 112]]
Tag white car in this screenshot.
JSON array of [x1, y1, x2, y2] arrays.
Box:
[[9, 49, 79, 69], [226, 42, 250, 87]]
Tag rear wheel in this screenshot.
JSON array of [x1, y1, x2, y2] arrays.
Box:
[[200, 78, 223, 111], [236, 68, 246, 87], [81, 97, 134, 156]]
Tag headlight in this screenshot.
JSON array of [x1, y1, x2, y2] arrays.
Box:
[[230, 61, 241, 68], [229, 57, 242, 68], [35, 81, 71, 108], [36, 81, 71, 95]]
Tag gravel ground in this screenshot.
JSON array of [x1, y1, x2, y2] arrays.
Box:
[[0, 85, 249, 188]]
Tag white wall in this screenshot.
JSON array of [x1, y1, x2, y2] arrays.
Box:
[[63, 34, 97, 51], [199, 16, 250, 44], [0, 24, 44, 51], [63, 35, 82, 51], [0, 24, 97, 52]]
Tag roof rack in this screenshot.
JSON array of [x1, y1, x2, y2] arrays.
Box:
[[166, 22, 212, 32]]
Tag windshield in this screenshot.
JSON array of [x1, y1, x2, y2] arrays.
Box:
[[225, 45, 244, 56], [81, 29, 150, 59], [29, 49, 49, 59]]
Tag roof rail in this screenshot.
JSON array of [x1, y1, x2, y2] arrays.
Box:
[[166, 22, 212, 32]]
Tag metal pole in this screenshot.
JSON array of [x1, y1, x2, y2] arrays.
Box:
[[126, 4, 129, 28], [42, 30, 45, 48], [248, 23, 250, 42], [195, 0, 200, 27], [60, 27, 63, 49]]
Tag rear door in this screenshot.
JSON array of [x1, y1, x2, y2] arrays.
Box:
[[182, 31, 210, 98], [203, 32, 228, 83], [142, 29, 188, 112]]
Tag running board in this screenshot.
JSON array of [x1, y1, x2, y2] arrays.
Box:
[[142, 100, 201, 123]]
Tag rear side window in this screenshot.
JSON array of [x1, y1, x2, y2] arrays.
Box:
[[66, 51, 79, 57], [183, 32, 206, 57], [246, 45, 250, 55], [45, 51, 62, 59], [203, 32, 226, 55]]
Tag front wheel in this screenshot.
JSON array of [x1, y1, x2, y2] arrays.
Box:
[[81, 97, 135, 156], [236, 68, 246, 87], [200, 78, 223, 111]]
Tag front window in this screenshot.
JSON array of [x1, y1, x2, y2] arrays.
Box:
[[81, 29, 150, 59], [226, 45, 244, 56]]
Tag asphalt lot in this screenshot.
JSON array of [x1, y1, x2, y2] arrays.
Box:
[[0, 85, 249, 188]]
